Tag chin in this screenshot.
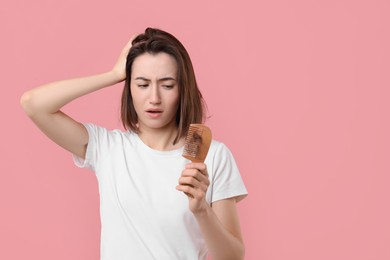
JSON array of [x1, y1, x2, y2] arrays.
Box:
[[138, 121, 172, 131]]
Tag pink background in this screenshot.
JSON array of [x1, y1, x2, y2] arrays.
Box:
[[1, 0, 389, 259]]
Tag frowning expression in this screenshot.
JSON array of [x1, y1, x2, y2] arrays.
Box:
[[130, 52, 180, 132]]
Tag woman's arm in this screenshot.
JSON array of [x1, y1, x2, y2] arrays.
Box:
[[195, 198, 245, 260], [177, 163, 245, 260], [20, 37, 133, 159]]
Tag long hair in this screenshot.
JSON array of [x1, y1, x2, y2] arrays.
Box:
[[121, 27, 206, 144]]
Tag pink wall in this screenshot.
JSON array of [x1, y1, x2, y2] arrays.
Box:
[[1, 0, 389, 259]]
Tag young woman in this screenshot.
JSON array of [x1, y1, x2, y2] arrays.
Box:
[[21, 28, 248, 260]]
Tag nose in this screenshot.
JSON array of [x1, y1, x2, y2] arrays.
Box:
[[149, 85, 161, 105]]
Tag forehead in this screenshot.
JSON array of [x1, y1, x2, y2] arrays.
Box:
[[131, 52, 177, 79]]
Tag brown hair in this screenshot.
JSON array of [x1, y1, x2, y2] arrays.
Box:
[[121, 27, 206, 144]]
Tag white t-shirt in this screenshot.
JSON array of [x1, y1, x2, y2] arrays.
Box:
[[72, 123, 248, 260]]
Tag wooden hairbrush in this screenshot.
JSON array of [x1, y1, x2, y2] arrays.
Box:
[[182, 124, 212, 163], [181, 124, 212, 198]]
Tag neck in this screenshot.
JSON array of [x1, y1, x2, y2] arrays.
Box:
[[137, 125, 184, 151]]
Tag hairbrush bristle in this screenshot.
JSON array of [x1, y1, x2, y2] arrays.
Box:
[[182, 124, 212, 163], [183, 127, 203, 158]]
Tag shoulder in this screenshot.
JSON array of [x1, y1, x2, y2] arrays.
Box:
[[208, 139, 234, 159], [205, 139, 239, 169], [82, 123, 129, 135], [82, 123, 136, 145]]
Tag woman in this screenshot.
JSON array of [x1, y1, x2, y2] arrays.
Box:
[[21, 27, 248, 260]]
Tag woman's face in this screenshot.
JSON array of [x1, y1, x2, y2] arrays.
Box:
[[130, 52, 180, 132]]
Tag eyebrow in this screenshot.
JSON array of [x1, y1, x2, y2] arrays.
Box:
[[134, 77, 176, 82]]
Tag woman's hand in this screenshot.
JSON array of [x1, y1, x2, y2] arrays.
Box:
[[111, 35, 136, 82], [176, 162, 211, 215]]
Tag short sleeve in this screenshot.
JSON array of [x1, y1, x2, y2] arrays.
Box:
[[72, 123, 107, 172], [210, 143, 248, 203]]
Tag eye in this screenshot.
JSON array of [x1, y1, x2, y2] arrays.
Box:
[[138, 84, 149, 89], [162, 85, 174, 89]]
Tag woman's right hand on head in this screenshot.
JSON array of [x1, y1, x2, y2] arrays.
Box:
[[111, 35, 136, 82]]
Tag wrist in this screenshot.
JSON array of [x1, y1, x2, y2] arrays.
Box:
[[192, 203, 211, 219], [109, 69, 126, 84]]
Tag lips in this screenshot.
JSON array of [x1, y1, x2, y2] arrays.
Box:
[[146, 109, 163, 113], [146, 109, 163, 118]]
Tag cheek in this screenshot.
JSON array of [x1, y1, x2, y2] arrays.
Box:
[[171, 93, 180, 110], [130, 97, 142, 115], [130, 87, 142, 105]]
